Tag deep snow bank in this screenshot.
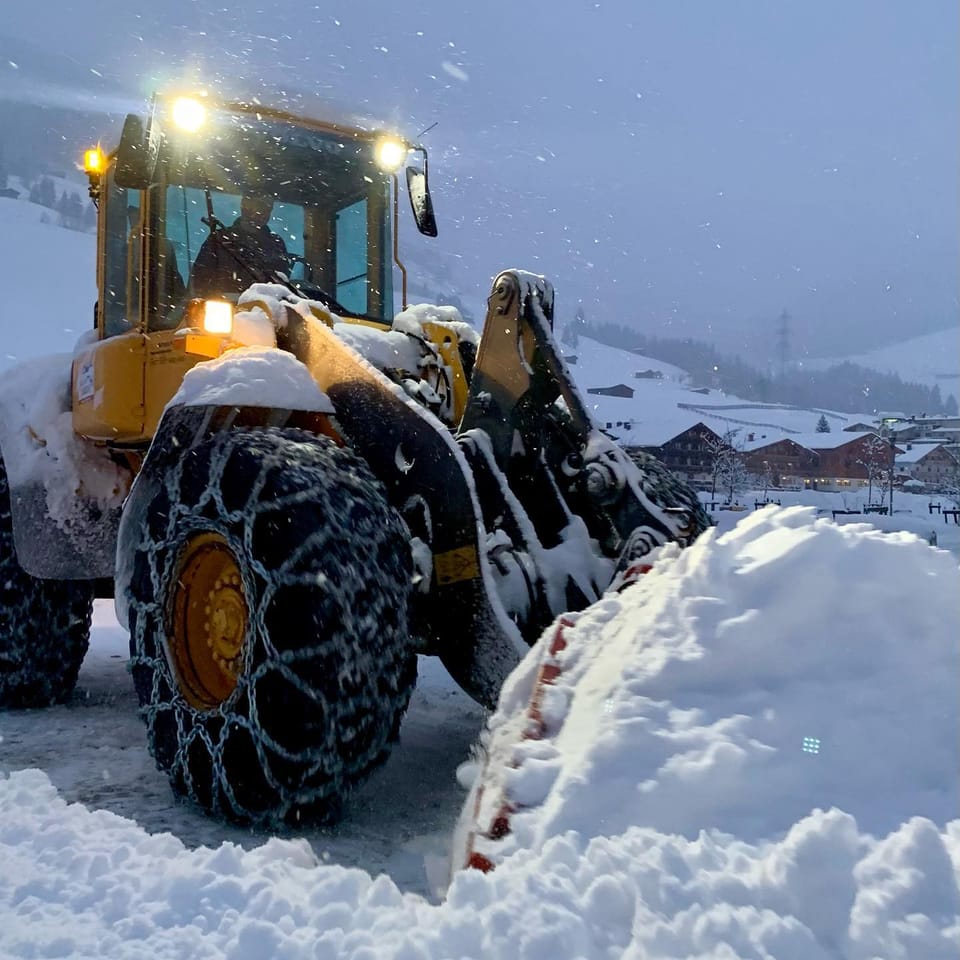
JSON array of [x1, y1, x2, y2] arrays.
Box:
[[0, 507, 958, 959], [463, 506, 959, 868], [0, 770, 957, 959]]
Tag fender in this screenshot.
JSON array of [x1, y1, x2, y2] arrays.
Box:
[[114, 399, 340, 628]]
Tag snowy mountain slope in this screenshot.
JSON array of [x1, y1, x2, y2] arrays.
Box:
[[567, 336, 857, 447], [806, 325, 960, 393], [0, 197, 96, 371]]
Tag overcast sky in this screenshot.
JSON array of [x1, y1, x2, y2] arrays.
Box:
[[3, 1, 957, 362]]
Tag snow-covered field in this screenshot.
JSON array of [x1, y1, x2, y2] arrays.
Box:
[[0, 196, 95, 372]]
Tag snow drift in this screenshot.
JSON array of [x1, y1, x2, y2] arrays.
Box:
[[0, 507, 957, 958], [462, 506, 959, 864]]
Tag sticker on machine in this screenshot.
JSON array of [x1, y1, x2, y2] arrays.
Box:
[[77, 359, 94, 402]]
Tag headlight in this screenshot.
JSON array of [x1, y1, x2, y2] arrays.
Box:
[[203, 300, 233, 334], [171, 96, 207, 133], [374, 136, 407, 173]]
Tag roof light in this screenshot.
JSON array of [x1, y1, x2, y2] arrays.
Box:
[[83, 147, 104, 174], [374, 136, 407, 173], [172, 96, 207, 133]]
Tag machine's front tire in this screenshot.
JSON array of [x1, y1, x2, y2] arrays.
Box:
[[124, 427, 414, 826], [0, 459, 94, 708]]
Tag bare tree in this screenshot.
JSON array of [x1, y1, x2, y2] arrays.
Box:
[[704, 428, 738, 499], [858, 434, 890, 506], [751, 461, 774, 500], [937, 450, 960, 508], [718, 455, 751, 504]]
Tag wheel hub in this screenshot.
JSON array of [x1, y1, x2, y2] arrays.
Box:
[[170, 532, 249, 710]]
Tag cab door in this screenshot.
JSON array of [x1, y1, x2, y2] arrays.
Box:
[[72, 164, 147, 442], [141, 181, 204, 436]]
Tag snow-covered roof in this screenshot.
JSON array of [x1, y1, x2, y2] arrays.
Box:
[[739, 433, 815, 453], [896, 443, 947, 464], [746, 431, 878, 452]]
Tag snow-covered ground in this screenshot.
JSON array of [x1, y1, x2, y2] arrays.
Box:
[[0, 508, 958, 958], [0, 603, 484, 902]]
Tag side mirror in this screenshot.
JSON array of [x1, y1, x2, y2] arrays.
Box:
[[114, 113, 160, 189], [406, 165, 437, 238]]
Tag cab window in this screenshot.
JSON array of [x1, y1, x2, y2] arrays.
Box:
[[152, 111, 394, 322], [336, 199, 368, 314], [101, 172, 139, 338]]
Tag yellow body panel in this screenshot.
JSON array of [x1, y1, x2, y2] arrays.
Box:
[[72, 330, 204, 442], [143, 331, 205, 436], [421, 322, 468, 424], [173, 330, 232, 360], [72, 332, 147, 441]]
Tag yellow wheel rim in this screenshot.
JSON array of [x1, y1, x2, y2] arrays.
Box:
[[169, 532, 249, 710]]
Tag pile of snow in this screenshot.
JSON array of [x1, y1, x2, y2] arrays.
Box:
[[170, 346, 334, 412], [0, 508, 957, 958], [463, 507, 958, 859], [0, 353, 128, 523], [1, 767, 957, 960]]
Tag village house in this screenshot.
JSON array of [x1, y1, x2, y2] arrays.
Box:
[[586, 383, 635, 399], [895, 443, 959, 489], [736, 432, 908, 491], [632, 422, 726, 486], [801, 432, 904, 490], [739, 435, 819, 488], [846, 415, 960, 445]]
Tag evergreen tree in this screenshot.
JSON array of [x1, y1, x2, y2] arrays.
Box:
[[81, 200, 97, 232], [815, 414, 831, 433], [56, 190, 84, 230], [563, 302, 586, 350], [31, 176, 57, 209]]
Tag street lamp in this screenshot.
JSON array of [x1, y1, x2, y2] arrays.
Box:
[[889, 434, 897, 513], [880, 418, 897, 514]]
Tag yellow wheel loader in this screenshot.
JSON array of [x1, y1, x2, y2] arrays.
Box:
[[0, 94, 710, 825]]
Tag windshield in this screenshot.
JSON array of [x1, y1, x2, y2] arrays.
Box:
[[151, 109, 393, 326]]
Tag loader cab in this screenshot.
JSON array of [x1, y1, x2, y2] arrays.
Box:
[[73, 95, 437, 445], [151, 106, 398, 326]]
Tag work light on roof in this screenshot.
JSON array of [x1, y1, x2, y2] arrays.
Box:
[[83, 147, 104, 174], [171, 96, 207, 133], [374, 136, 407, 173]]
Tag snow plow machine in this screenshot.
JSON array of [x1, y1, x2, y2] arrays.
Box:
[[0, 94, 709, 825]]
